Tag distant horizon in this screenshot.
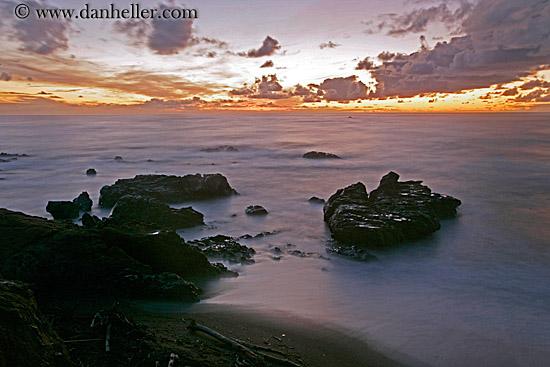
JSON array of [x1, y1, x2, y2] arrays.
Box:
[[1, 0, 549, 113]]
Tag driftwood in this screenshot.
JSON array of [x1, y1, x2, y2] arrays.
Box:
[[187, 320, 301, 367], [105, 324, 112, 352]]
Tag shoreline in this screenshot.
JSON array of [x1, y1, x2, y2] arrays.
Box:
[[127, 300, 411, 367]]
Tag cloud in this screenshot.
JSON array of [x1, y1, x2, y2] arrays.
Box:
[[374, 1, 473, 36], [356, 57, 376, 70], [244, 36, 281, 57], [318, 76, 368, 102], [319, 41, 341, 49], [501, 87, 518, 96], [361, 0, 550, 99], [515, 89, 547, 102], [520, 79, 550, 90], [0, 72, 11, 81], [230, 74, 289, 99], [1, 0, 71, 55], [113, 1, 196, 55], [260, 60, 274, 68]]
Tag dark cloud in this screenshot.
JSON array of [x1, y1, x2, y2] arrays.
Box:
[[245, 36, 281, 58], [501, 87, 518, 96], [1, 0, 70, 55], [318, 76, 368, 102], [356, 57, 376, 70], [0, 72, 11, 81], [515, 89, 547, 102], [148, 2, 195, 54], [375, 1, 473, 36], [519, 79, 550, 90], [362, 0, 550, 99], [230, 75, 289, 99], [319, 41, 341, 49], [260, 60, 274, 68], [114, 1, 196, 55]]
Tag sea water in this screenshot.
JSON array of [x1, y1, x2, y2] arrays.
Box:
[[1, 113, 549, 367]]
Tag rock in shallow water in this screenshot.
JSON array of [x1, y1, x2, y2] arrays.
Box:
[[99, 173, 237, 208], [107, 195, 204, 230], [245, 205, 268, 215], [0, 208, 226, 301], [324, 171, 461, 248], [189, 235, 256, 264], [303, 151, 341, 159], [46, 192, 93, 219]]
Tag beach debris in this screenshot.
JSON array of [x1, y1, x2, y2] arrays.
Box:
[[187, 320, 302, 367], [105, 323, 112, 352], [303, 151, 341, 159], [324, 171, 461, 248], [86, 168, 97, 175], [99, 173, 237, 208], [245, 205, 268, 216], [168, 353, 179, 367]]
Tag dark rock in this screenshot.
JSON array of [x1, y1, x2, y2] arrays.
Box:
[[106, 195, 204, 230], [46, 192, 92, 219], [114, 156, 123, 161], [100, 228, 222, 280], [189, 235, 256, 264], [245, 205, 268, 216], [46, 201, 80, 220], [201, 145, 239, 152], [86, 168, 97, 175], [0, 280, 71, 367], [0, 152, 29, 157], [99, 173, 237, 208], [81, 213, 104, 229], [326, 244, 377, 261], [287, 249, 330, 260], [308, 196, 326, 204], [239, 230, 279, 239], [0, 208, 223, 301], [73, 191, 92, 212], [324, 172, 461, 248], [120, 271, 200, 301], [303, 151, 341, 159]]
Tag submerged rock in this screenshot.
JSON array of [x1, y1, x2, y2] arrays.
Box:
[[99, 173, 237, 208], [245, 205, 268, 216], [86, 168, 97, 175], [324, 172, 461, 248], [308, 196, 326, 204], [114, 155, 123, 161], [201, 145, 239, 152], [0, 280, 71, 367], [0, 208, 224, 301], [46, 192, 93, 219], [303, 151, 341, 159], [106, 195, 204, 230], [189, 235, 256, 264], [326, 243, 377, 261]]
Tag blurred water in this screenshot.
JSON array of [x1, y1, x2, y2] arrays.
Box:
[[0, 113, 549, 366]]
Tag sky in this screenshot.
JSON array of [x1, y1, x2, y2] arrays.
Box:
[[0, 0, 549, 113]]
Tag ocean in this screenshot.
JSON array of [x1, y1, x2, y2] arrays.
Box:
[[1, 113, 549, 367]]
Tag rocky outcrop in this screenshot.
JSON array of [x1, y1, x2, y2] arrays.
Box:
[[324, 172, 461, 248], [245, 205, 268, 216], [46, 192, 92, 220], [85, 168, 96, 175], [303, 151, 341, 159], [189, 235, 255, 264], [308, 196, 326, 204], [106, 195, 204, 230], [0, 208, 226, 301], [0, 280, 71, 367], [99, 173, 237, 208]]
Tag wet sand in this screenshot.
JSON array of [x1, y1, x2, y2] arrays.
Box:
[[129, 301, 409, 367]]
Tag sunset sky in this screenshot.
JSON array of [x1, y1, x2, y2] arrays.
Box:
[[0, 0, 549, 113]]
